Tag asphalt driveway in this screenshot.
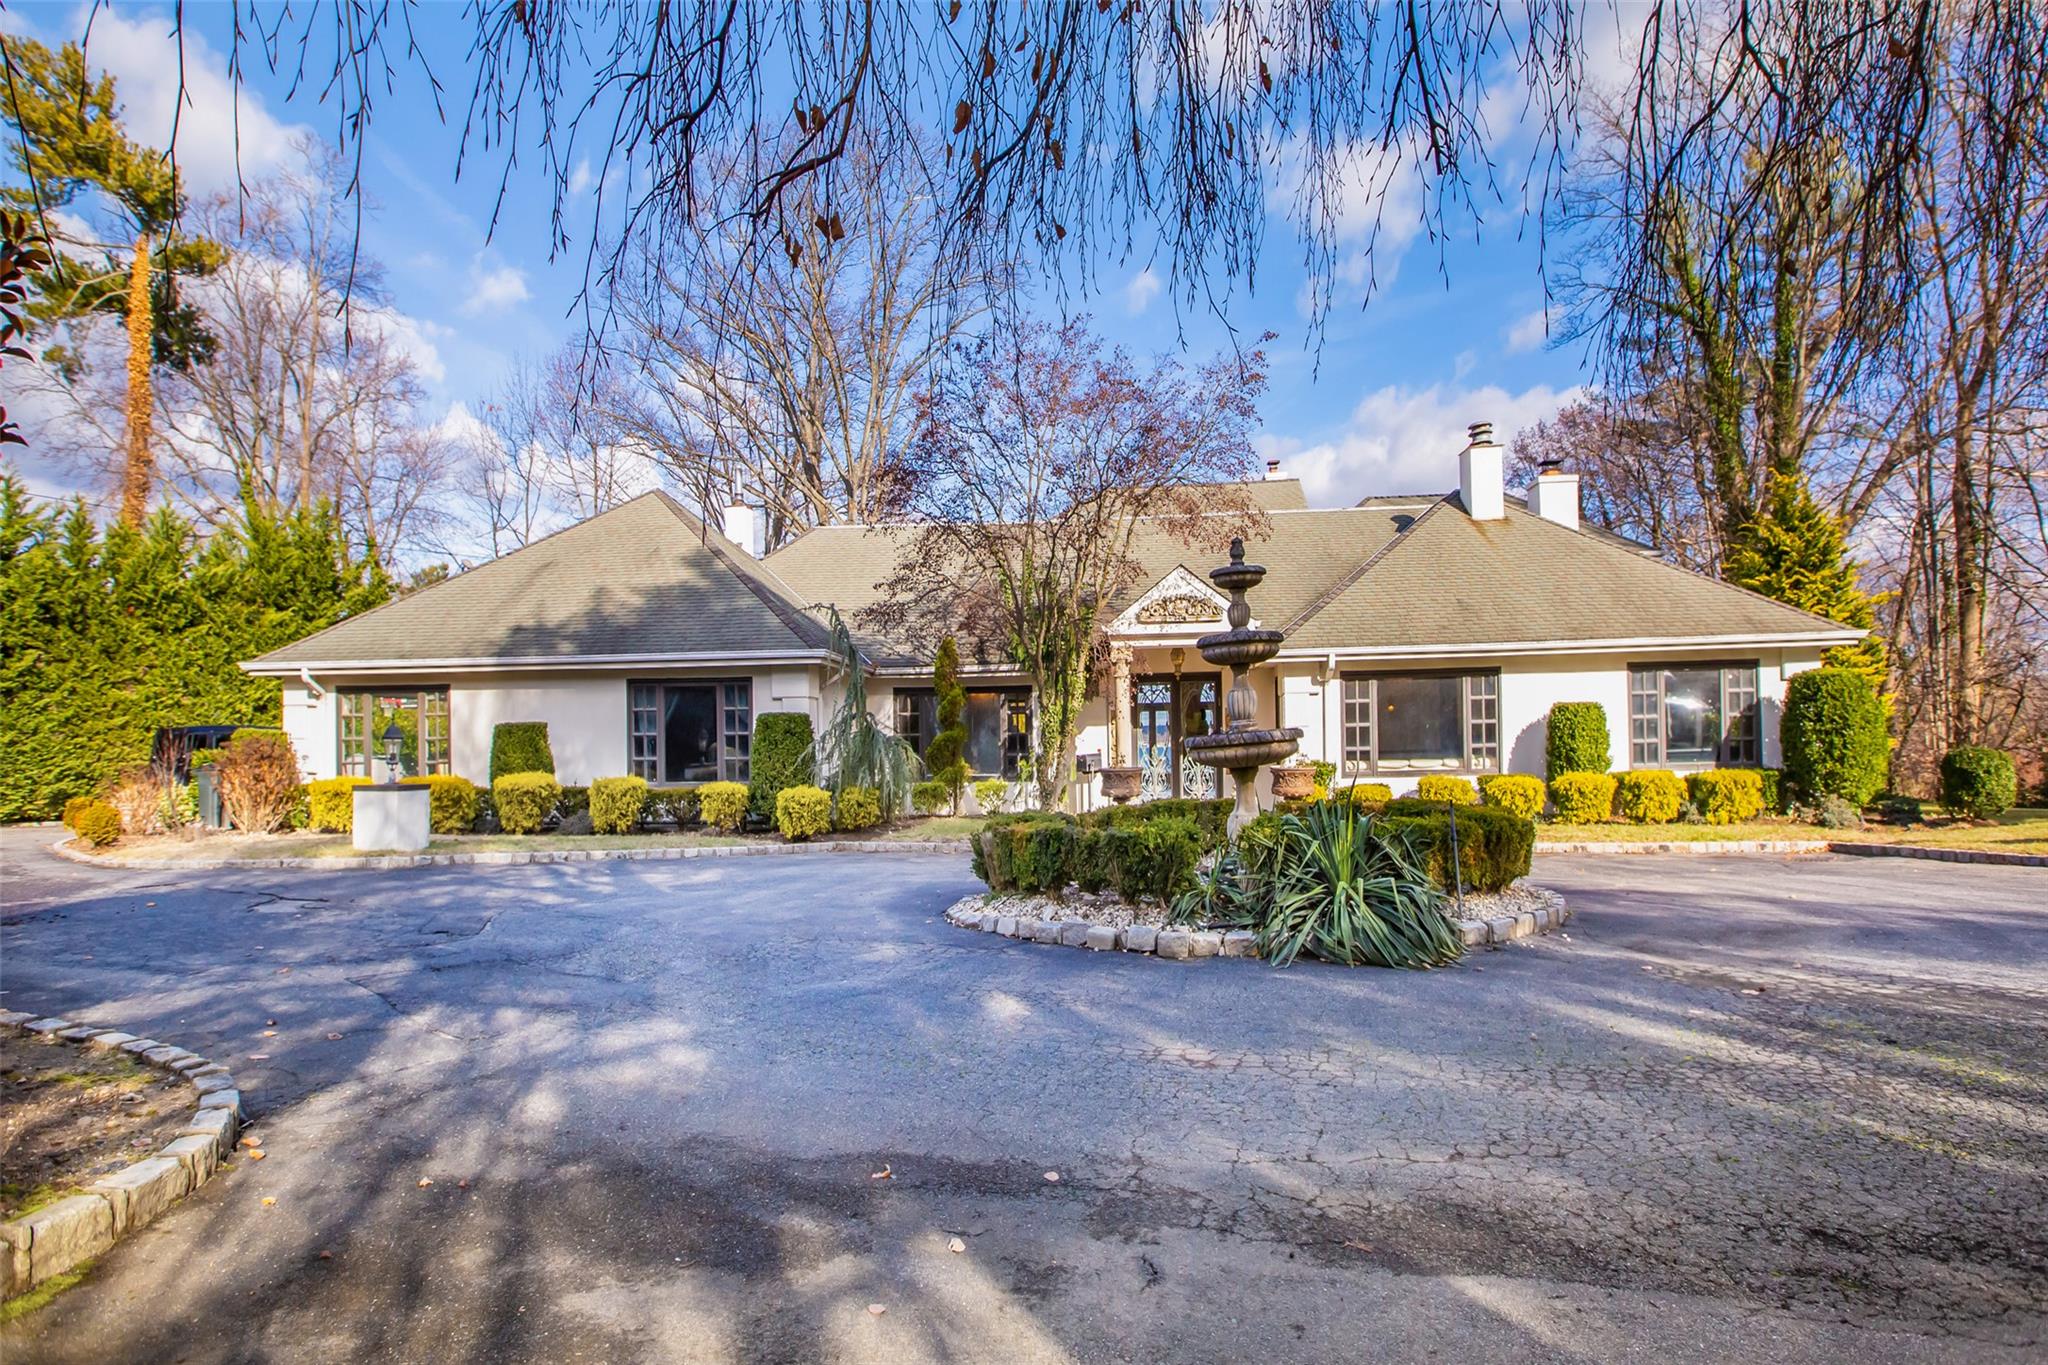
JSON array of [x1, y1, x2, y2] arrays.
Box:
[[1, 827, 2043, 1364]]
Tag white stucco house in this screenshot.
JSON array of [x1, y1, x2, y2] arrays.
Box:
[[244, 424, 1863, 807]]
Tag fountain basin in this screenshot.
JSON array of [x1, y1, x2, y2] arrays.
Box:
[[1184, 728, 1303, 772]]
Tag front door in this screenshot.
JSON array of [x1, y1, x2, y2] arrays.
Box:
[[1133, 674, 1219, 799]]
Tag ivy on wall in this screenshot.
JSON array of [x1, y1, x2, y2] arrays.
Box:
[[0, 475, 392, 819]]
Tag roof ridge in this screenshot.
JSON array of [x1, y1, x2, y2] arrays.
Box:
[[651, 491, 832, 650], [251, 490, 678, 664], [1280, 495, 1454, 635]]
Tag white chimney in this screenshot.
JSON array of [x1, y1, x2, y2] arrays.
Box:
[[1528, 463, 1581, 532], [721, 503, 765, 558], [1458, 420, 1505, 521], [1264, 458, 1284, 480]]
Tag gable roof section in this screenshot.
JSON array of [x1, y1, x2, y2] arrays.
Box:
[[248, 491, 828, 671], [1282, 500, 1861, 652]]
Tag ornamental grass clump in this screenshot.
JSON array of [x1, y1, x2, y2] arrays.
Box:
[[589, 776, 651, 834], [1477, 773, 1545, 820], [493, 772, 562, 835], [1614, 770, 1686, 823], [1175, 802, 1461, 969], [697, 780, 750, 832]]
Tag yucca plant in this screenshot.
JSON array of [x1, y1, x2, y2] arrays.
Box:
[[1175, 802, 1462, 969]]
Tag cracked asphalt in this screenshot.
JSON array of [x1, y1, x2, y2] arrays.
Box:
[[1, 825, 2043, 1363]]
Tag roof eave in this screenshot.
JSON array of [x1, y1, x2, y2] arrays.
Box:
[[1273, 629, 1866, 661], [243, 649, 837, 677]]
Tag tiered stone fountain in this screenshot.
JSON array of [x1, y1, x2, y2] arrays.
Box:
[[1184, 538, 1302, 836]]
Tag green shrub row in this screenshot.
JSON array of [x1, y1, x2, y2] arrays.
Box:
[[493, 772, 562, 834], [776, 784, 833, 840], [1477, 773, 1545, 819]]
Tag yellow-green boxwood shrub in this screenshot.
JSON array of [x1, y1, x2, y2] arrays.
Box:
[[1340, 781, 1394, 807], [698, 780, 750, 832], [910, 780, 949, 814], [973, 777, 1008, 813], [62, 795, 94, 829], [1686, 769, 1766, 824], [1414, 775, 1478, 805], [399, 775, 484, 834], [488, 722, 554, 782], [493, 772, 563, 835], [307, 776, 372, 833], [834, 786, 882, 831], [1546, 702, 1612, 780], [1614, 770, 1685, 823], [776, 784, 832, 841], [1477, 773, 1546, 820], [1549, 772, 1617, 824], [589, 776, 650, 834], [73, 800, 122, 846]]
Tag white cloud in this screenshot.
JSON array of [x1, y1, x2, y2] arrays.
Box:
[[1504, 305, 1555, 354], [55, 8, 308, 197], [567, 159, 595, 196], [461, 258, 531, 316], [1257, 381, 1580, 506], [1124, 267, 1162, 316]]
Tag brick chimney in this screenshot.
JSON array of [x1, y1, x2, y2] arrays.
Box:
[[1458, 421, 1505, 521]]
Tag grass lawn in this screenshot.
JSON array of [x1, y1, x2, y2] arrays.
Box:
[[1538, 807, 2048, 854]]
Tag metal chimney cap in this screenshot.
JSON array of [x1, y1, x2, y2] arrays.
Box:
[[1467, 420, 1495, 446]]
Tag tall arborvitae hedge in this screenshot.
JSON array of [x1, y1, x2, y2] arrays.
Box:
[[0, 476, 391, 819]]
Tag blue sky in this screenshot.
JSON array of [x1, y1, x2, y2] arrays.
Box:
[[6, 2, 1607, 510]]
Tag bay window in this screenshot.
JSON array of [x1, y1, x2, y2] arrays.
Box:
[[339, 688, 450, 777], [1629, 662, 1759, 767], [1338, 671, 1499, 773]]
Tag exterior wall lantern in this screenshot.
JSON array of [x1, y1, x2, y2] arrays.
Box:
[[381, 721, 405, 783]]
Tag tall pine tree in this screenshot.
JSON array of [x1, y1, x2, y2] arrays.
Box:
[[926, 636, 970, 813], [1724, 473, 1889, 692]]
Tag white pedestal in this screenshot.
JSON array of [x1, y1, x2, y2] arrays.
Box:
[[352, 785, 431, 852]]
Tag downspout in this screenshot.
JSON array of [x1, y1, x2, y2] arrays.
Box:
[[298, 668, 327, 702]]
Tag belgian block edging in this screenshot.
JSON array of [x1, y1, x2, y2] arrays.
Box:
[[51, 835, 972, 873], [0, 1012, 243, 1303], [944, 891, 1571, 958], [1826, 841, 2046, 868]]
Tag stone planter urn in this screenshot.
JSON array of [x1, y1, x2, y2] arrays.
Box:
[[1270, 766, 1316, 801], [1098, 767, 1144, 805]]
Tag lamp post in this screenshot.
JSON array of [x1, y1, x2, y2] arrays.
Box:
[[381, 721, 404, 784]]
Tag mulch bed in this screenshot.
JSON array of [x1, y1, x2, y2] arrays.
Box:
[[0, 1032, 192, 1221]]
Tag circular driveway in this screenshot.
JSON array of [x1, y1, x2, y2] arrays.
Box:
[[2, 829, 2043, 1363]]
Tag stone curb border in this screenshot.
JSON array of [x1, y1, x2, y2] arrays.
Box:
[[0, 1011, 243, 1303], [942, 891, 1571, 957], [50, 834, 971, 873], [1827, 841, 2046, 868]]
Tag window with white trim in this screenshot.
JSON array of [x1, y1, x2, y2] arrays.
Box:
[[1628, 662, 1760, 767], [339, 688, 449, 777], [1338, 671, 1502, 773]]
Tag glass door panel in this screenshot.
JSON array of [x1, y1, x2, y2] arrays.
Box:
[[662, 686, 721, 783]]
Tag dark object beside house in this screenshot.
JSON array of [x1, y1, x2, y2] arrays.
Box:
[[151, 725, 247, 782]]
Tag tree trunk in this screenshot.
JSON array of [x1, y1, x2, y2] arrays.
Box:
[[120, 231, 154, 527], [1950, 423, 1985, 744]]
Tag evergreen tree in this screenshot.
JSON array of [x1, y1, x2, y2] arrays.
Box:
[[0, 475, 389, 818], [1724, 473, 1889, 692], [926, 635, 970, 813]]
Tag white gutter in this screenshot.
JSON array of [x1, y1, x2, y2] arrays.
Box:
[[241, 649, 836, 678], [297, 667, 327, 700], [1274, 629, 1863, 663]]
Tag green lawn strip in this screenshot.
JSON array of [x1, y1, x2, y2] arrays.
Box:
[[1538, 808, 2047, 853], [0, 1261, 94, 1322]]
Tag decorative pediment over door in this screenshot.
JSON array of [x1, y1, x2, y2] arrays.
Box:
[[1109, 566, 1234, 635]]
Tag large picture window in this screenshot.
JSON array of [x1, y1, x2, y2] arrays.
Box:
[[339, 688, 450, 777], [894, 686, 1031, 778], [1629, 662, 1759, 767], [1338, 672, 1500, 773], [628, 680, 752, 783]]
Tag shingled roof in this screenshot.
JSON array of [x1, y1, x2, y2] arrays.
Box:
[[247, 491, 829, 671]]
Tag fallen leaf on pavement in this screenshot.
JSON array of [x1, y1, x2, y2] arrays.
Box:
[[1043, 1171, 1060, 1183], [248, 1054, 270, 1061], [263, 1030, 277, 1037], [417, 1178, 433, 1188], [326, 1033, 344, 1041], [260, 1197, 276, 1207], [276, 967, 291, 975], [317, 1250, 333, 1260], [1343, 1240, 1373, 1252], [240, 1135, 262, 1148], [249, 1150, 267, 1161], [870, 1165, 893, 1180], [948, 1237, 966, 1254], [866, 1303, 887, 1316]]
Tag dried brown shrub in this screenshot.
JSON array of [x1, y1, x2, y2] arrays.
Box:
[[217, 734, 301, 834]]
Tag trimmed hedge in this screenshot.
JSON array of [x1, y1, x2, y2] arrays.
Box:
[[1614, 770, 1685, 824], [911, 780, 949, 814], [1339, 781, 1394, 806], [1549, 771, 1617, 823], [834, 786, 882, 832], [776, 784, 833, 840], [1085, 796, 1232, 846], [698, 780, 750, 831], [1781, 668, 1888, 806], [973, 776, 1009, 813], [400, 775, 484, 834], [1380, 805, 1534, 894], [489, 722, 554, 782], [73, 800, 122, 846], [748, 712, 815, 819], [493, 772, 562, 834], [590, 776, 650, 834], [556, 785, 590, 821], [307, 776, 372, 833], [648, 786, 700, 827], [1760, 768, 1785, 813], [1940, 745, 2017, 819], [1415, 775, 1478, 805], [1546, 702, 1612, 780], [1687, 769, 1765, 824], [62, 795, 94, 829], [1477, 773, 1546, 820]]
